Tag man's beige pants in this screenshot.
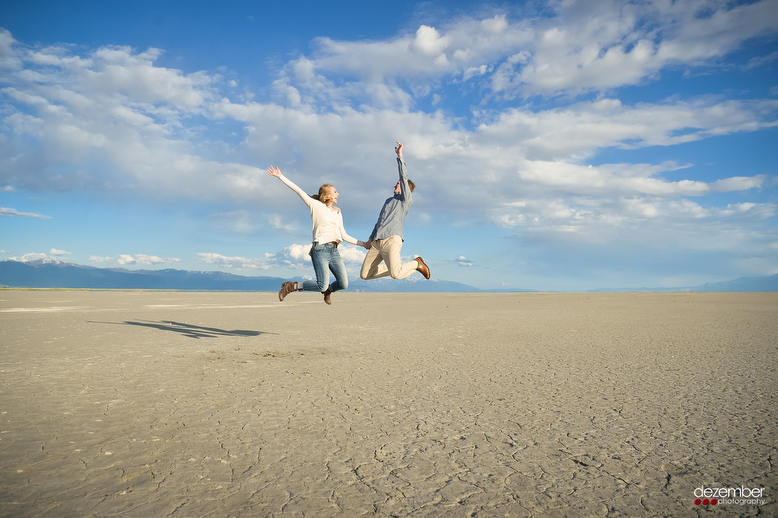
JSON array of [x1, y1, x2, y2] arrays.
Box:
[[360, 235, 418, 280]]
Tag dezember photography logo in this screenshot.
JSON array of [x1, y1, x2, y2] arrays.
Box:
[[693, 484, 767, 507]]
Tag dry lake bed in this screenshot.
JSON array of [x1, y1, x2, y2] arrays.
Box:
[[0, 290, 775, 517]]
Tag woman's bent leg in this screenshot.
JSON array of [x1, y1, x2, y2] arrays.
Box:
[[328, 248, 348, 292], [302, 245, 329, 292]]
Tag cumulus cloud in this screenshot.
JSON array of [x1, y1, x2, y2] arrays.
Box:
[[117, 254, 181, 265], [0, 31, 265, 200], [116, 255, 134, 265], [49, 248, 71, 256], [338, 246, 368, 265], [11, 252, 48, 262], [264, 244, 313, 269], [411, 25, 451, 59], [197, 252, 261, 269]]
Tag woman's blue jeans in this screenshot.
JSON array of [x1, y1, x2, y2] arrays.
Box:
[[301, 242, 349, 293]]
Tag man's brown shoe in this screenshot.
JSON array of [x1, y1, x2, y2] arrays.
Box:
[[323, 287, 333, 305], [278, 281, 297, 302], [415, 256, 431, 279]]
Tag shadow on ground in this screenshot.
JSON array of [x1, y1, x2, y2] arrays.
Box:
[[89, 320, 269, 339]]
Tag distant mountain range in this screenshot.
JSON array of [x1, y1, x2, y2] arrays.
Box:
[[0, 259, 486, 292], [599, 274, 778, 293], [0, 259, 776, 292]]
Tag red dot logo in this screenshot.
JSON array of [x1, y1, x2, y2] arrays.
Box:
[[711, 498, 717, 505], [703, 498, 710, 505], [695, 498, 701, 505]]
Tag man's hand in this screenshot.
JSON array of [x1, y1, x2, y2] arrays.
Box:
[[394, 141, 403, 158], [267, 166, 281, 177], [364, 238, 373, 250]]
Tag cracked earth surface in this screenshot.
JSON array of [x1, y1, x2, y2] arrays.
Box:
[[0, 291, 775, 517]]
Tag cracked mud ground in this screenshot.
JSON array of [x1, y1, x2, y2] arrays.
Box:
[[1, 291, 775, 517]]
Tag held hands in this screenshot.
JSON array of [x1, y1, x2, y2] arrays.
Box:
[[267, 166, 281, 177], [364, 238, 373, 250], [394, 141, 403, 158]]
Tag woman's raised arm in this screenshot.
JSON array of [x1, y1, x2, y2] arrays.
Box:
[[267, 166, 313, 207]]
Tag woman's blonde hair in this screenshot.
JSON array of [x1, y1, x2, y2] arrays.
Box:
[[311, 184, 335, 204]]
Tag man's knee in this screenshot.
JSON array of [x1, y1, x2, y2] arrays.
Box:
[[340, 278, 349, 290]]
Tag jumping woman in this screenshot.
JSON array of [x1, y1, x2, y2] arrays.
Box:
[[267, 166, 369, 305]]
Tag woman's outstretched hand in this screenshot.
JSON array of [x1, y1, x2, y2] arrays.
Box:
[[394, 141, 403, 158], [267, 166, 281, 177]]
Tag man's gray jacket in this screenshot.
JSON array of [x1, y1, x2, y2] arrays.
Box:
[[369, 157, 412, 241]]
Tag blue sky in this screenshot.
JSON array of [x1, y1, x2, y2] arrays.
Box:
[[1, 0, 777, 290]]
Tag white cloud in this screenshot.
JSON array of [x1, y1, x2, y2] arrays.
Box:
[[264, 244, 312, 269], [0, 33, 268, 200], [117, 254, 180, 265], [49, 248, 71, 256], [453, 256, 474, 267], [0, 29, 22, 72], [0, 207, 52, 218], [338, 246, 367, 264], [411, 25, 451, 58], [474, 98, 778, 160], [136, 254, 181, 265], [88, 256, 112, 263], [462, 64, 490, 81], [197, 252, 260, 269], [13, 252, 48, 262], [503, 197, 778, 252]]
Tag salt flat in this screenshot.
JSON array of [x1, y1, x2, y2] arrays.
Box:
[[0, 290, 775, 517]]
